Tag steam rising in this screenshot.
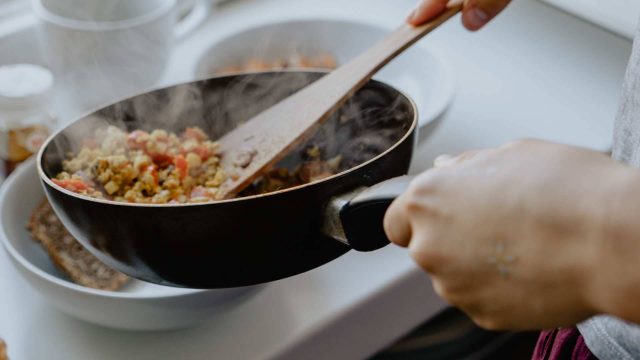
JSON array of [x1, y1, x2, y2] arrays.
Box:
[[37, 0, 412, 190], [43, 71, 411, 191]]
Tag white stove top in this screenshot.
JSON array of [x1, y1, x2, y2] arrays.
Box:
[[0, 0, 633, 359]]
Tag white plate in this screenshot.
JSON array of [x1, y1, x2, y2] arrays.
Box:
[[0, 158, 262, 331], [194, 18, 456, 128]]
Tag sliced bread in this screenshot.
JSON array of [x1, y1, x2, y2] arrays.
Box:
[[27, 200, 129, 291]]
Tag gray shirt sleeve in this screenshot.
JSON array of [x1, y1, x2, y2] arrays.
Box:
[[578, 16, 640, 360]]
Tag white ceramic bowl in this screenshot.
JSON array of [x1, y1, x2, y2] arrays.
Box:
[[194, 18, 456, 128], [0, 159, 262, 331]]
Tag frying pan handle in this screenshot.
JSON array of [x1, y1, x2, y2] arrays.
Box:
[[339, 175, 414, 251]]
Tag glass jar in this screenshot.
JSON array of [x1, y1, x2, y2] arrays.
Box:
[[0, 63, 56, 180]]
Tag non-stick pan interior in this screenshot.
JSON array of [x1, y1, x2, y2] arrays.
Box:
[[42, 71, 414, 192]]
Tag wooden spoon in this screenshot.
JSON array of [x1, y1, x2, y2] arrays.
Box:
[[217, 3, 462, 199]]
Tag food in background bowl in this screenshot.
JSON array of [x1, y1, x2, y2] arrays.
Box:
[[28, 200, 129, 290], [194, 19, 455, 128], [216, 54, 337, 74]]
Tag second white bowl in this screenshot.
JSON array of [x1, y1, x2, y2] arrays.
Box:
[[194, 18, 456, 128], [0, 159, 262, 331]]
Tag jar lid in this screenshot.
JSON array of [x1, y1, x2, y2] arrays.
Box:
[[0, 64, 54, 111]]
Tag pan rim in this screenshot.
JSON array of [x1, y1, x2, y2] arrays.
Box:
[[37, 70, 418, 208]]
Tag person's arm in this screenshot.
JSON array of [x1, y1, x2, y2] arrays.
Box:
[[383, 140, 640, 330], [408, 0, 512, 30]]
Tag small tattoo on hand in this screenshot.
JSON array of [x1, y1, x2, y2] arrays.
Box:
[[488, 243, 517, 277]]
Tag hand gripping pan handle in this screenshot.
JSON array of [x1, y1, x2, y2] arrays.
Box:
[[323, 176, 414, 251]]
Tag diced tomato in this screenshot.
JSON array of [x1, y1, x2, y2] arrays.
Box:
[[53, 179, 89, 192], [146, 165, 159, 185], [182, 127, 207, 142], [151, 153, 173, 168], [127, 130, 148, 150], [192, 145, 211, 161], [173, 155, 188, 180]]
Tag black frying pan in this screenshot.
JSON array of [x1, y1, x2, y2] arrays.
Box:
[[38, 71, 417, 288]]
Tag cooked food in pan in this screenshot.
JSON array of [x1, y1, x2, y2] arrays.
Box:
[[239, 144, 342, 196], [52, 124, 345, 203], [53, 126, 226, 204], [28, 200, 129, 290]]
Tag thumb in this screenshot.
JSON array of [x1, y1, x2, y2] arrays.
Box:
[[407, 0, 449, 26], [462, 0, 511, 31]]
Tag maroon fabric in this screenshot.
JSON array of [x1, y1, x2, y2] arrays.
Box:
[[532, 327, 598, 360]]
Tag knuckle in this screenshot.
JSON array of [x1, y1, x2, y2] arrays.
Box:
[[402, 176, 441, 213], [466, 306, 515, 330], [409, 235, 453, 275], [454, 148, 497, 165], [472, 315, 504, 331], [410, 171, 443, 196], [501, 139, 523, 149], [457, 149, 480, 160], [502, 138, 538, 149], [409, 241, 444, 274], [470, 315, 493, 329], [431, 279, 450, 300], [454, 299, 502, 330], [431, 279, 469, 310], [404, 196, 425, 214]]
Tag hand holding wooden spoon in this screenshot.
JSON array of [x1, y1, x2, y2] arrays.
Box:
[[217, 1, 463, 199]]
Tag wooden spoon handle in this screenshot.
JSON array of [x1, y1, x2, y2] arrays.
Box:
[[217, 5, 462, 199]]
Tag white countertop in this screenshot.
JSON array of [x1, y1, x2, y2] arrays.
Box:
[[540, 0, 640, 39], [0, 0, 633, 359]]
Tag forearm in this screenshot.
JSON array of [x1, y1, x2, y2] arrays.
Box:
[[588, 165, 640, 323]]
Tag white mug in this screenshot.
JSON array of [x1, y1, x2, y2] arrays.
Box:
[[32, 0, 209, 113]]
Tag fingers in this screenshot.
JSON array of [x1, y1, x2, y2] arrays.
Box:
[[434, 149, 483, 167], [384, 170, 445, 248], [407, 0, 510, 30], [436, 141, 534, 168], [462, 0, 511, 31], [384, 192, 413, 247], [407, 0, 449, 26], [433, 154, 455, 167], [387, 149, 480, 247], [387, 145, 497, 247]]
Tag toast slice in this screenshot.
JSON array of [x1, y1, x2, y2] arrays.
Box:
[[0, 339, 7, 360], [27, 200, 129, 291]]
